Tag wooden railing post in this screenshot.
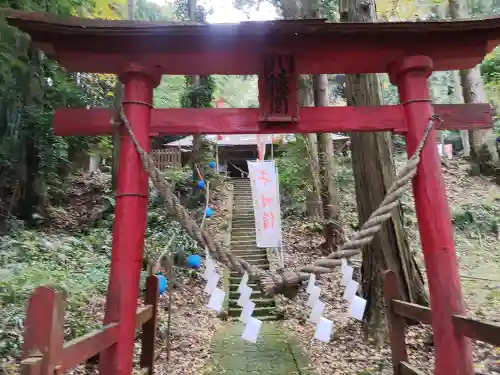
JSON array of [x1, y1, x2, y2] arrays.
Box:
[[140, 275, 159, 375], [383, 270, 409, 375], [21, 287, 65, 375]]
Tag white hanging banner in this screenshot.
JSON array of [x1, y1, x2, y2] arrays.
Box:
[[247, 160, 282, 248]]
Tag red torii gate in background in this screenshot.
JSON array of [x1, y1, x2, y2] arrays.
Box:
[[5, 9, 500, 375]]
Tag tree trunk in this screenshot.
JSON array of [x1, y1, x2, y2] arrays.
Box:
[[188, 0, 204, 191], [281, 0, 342, 243], [304, 133, 323, 219], [449, 0, 498, 171], [453, 70, 471, 157], [313, 74, 344, 252], [111, 0, 135, 190], [300, 76, 324, 219], [282, 1, 324, 219], [340, 0, 428, 342]]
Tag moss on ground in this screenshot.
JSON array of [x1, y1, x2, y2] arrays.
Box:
[[204, 322, 309, 375]]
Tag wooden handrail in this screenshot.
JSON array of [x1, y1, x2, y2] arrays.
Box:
[[21, 276, 159, 375], [384, 270, 500, 375], [136, 305, 153, 328], [400, 361, 427, 375], [392, 300, 432, 325], [452, 314, 500, 346]]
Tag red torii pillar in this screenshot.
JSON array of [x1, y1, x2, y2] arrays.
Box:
[[98, 64, 161, 375], [390, 56, 473, 375]]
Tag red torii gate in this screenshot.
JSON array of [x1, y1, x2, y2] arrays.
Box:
[[5, 9, 500, 375]]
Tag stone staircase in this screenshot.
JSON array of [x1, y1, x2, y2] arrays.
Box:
[[227, 178, 279, 321]]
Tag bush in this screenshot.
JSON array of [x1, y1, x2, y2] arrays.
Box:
[[0, 229, 112, 359]]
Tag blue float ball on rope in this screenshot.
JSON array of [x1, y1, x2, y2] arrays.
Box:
[[186, 254, 201, 269], [208, 161, 216, 169], [155, 273, 168, 296], [205, 207, 213, 218], [196, 180, 206, 189]]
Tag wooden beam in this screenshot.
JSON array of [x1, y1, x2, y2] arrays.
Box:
[[452, 315, 500, 346], [53, 104, 492, 137], [391, 300, 432, 325], [61, 323, 119, 372]]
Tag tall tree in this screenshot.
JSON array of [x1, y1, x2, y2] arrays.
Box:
[[188, 0, 204, 191], [280, 1, 324, 220], [449, 0, 499, 171], [111, 0, 134, 190], [453, 70, 471, 157], [281, 0, 343, 250], [313, 75, 343, 252], [340, 0, 427, 340]]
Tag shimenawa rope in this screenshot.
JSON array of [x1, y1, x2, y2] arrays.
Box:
[[114, 105, 437, 297]]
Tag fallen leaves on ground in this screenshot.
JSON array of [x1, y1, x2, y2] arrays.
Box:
[[45, 171, 112, 232], [271, 156, 500, 374], [144, 179, 231, 375]]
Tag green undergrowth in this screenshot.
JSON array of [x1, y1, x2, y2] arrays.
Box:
[[0, 203, 200, 362], [0, 228, 112, 359], [452, 199, 500, 234]]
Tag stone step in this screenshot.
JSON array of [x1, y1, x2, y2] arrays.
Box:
[[232, 244, 258, 249], [228, 298, 275, 308], [229, 283, 258, 291], [230, 245, 264, 251], [231, 231, 256, 236], [231, 227, 256, 232], [230, 243, 261, 249], [235, 259, 268, 267], [226, 315, 282, 322], [233, 253, 267, 259], [231, 239, 257, 247], [231, 240, 256, 245], [227, 306, 276, 317], [230, 251, 266, 258], [231, 236, 256, 240], [229, 290, 265, 300], [260, 315, 282, 321]]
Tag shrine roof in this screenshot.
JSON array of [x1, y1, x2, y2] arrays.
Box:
[[4, 9, 500, 75]]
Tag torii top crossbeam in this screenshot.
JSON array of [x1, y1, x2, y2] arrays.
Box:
[[4, 9, 500, 75]]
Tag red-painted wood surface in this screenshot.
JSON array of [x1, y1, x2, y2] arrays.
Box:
[[390, 56, 473, 375], [99, 67, 159, 375], [4, 9, 500, 74], [20, 276, 159, 374], [21, 287, 65, 375], [52, 104, 492, 136]]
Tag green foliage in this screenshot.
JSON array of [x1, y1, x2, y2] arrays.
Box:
[[180, 75, 217, 108], [276, 136, 311, 217], [0, 229, 112, 358], [212, 75, 259, 108], [452, 200, 500, 234], [0, 1, 117, 223]]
